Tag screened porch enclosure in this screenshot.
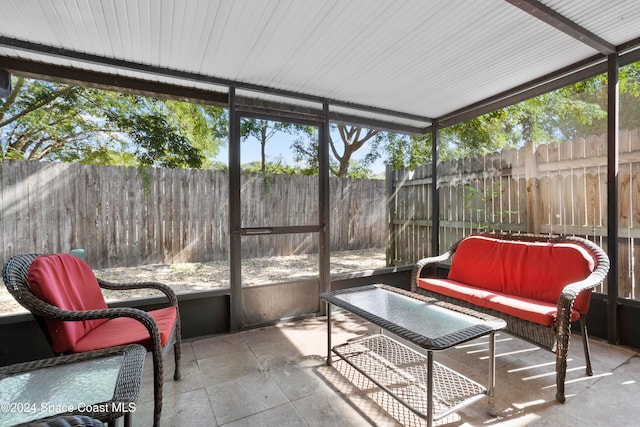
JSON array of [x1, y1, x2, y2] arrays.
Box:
[[1, 0, 640, 352]]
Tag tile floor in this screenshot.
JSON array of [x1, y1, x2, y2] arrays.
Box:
[[130, 310, 640, 426]]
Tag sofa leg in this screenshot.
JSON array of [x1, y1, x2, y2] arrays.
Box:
[[555, 359, 566, 403], [555, 315, 571, 403], [152, 349, 164, 427], [555, 350, 567, 404], [173, 340, 182, 380], [580, 317, 593, 376]]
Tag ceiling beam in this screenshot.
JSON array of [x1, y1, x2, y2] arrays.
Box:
[[234, 96, 429, 135], [0, 56, 228, 106], [506, 0, 616, 55], [327, 112, 429, 136], [618, 36, 640, 56]]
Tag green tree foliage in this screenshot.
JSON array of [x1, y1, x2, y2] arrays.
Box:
[[162, 100, 227, 167], [387, 133, 431, 170], [566, 62, 640, 135], [0, 77, 226, 168]]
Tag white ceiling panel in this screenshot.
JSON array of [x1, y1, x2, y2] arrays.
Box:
[[544, 0, 640, 46], [0, 0, 639, 131]]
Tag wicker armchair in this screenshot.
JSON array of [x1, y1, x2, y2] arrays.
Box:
[[2, 254, 182, 427], [411, 232, 610, 403], [29, 415, 105, 427]]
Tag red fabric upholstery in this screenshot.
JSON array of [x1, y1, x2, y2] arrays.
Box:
[[71, 306, 177, 353], [27, 254, 109, 353], [447, 235, 595, 313], [27, 253, 177, 355], [417, 278, 581, 326]]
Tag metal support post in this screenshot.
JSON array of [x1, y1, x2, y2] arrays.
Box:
[[487, 331, 497, 416], [326, 302, 332, 366], [427, 350, 433, 427]]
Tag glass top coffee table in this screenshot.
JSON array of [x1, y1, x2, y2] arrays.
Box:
[[320, 284, 506, 426], [0, 344, 146, 427]]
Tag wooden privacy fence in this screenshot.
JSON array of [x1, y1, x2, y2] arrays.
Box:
[[388, 128, 640, 300], [0, 160, 386, 269]]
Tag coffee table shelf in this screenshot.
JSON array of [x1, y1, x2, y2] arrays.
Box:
[[333, 334, 487, 421]]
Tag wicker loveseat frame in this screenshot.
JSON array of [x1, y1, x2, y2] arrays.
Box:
[[2, 254, 182, 427], [411, 232, 610, 403]]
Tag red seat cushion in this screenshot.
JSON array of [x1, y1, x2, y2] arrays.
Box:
[[71, 306, 177, 353], [27, 254, 109, 353], [447, 236, 595, 313], [418, 278, 581, 326]]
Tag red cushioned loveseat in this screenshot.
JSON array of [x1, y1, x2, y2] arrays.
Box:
[[411, 232, 609, 403]]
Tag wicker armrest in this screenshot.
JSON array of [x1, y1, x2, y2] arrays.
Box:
[[559, 268, 609, 311], [410, 251, 453, 292], [15, 290, 163, 349], [558, 236, 610, 310], [97, 279, 179, 306], [557, 279, 598, 321], [411, 238, 466, 292], [560, 278, 598, 303]]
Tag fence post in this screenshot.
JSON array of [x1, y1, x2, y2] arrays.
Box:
[[525, 141, 541, 234]]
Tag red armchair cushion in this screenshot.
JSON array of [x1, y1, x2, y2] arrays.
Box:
[[27, 254, 109, 353], [71, 306, 177, 353], [447, 235, 595, 313]]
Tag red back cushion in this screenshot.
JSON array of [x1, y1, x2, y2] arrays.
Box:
[[27, 254, 108, 353], [448, 236, 595, 311]]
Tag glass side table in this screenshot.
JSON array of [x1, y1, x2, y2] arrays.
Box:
[[0, 344, 146, 427]]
